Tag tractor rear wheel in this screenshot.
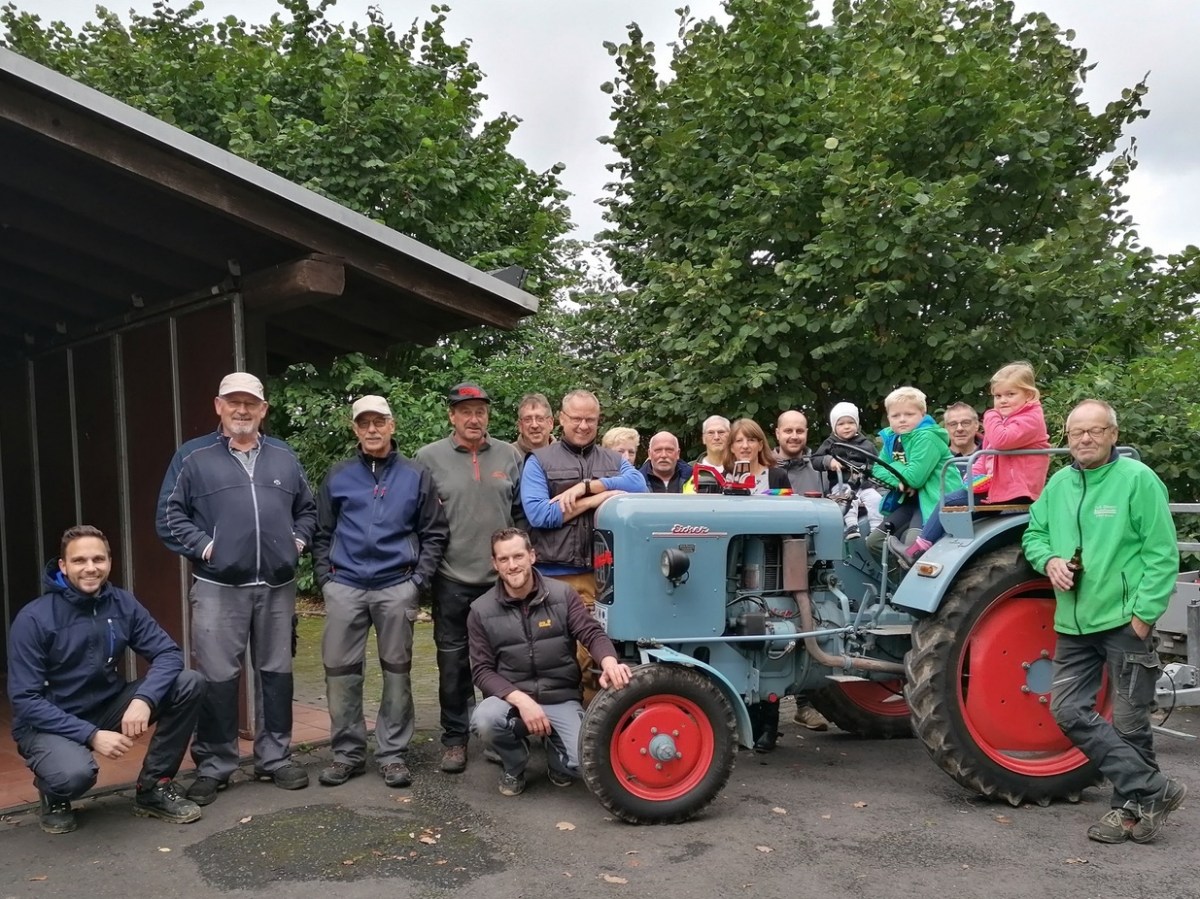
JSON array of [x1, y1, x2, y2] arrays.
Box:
[[905, 543, 1105, 806], [580, 664, 737, 824], [811, 679, 913, 738]]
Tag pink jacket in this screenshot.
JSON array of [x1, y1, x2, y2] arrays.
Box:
[[975, 400, 1051, 503]]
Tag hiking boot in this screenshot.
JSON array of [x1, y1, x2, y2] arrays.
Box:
[[888, 535, 916, 570], [185, 776, 227, 807], [440, 745, 468, 774], [381, 761, 413, 788], [1087, 808, 1135, 844], [133, 779, 202, 824], [255, 763, 310, 791], [547, 764, 574, 788], [793, 704, 830, 731], [1131, 779, 1187, 844], [318, 761, 366, 787], [39, 793, 77, 834], [498, 772, 526, 797]]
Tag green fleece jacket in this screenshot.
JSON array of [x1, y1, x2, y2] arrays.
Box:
[[872, 416, 957, 520], [1022, 454, 1178, 635]]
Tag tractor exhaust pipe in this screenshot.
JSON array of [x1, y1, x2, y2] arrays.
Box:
[[783, 537, 905, 675]]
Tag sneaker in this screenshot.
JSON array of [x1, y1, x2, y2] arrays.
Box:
[[547, 765, 574, 788], [381, 761, 413, 788], [318, 761, 366, 787], [482, 747, 502, 765], [844, 525, 861, 541], [185, 776, 227, 807], [255, 763, 310, 791], [133, 778, 202, 824], [1087, 808, 1136, 844], [1131, 779, 1187, 844], [440, 745, 468, 774], [498, 772, 526, 796], [793, 703, 830, 731], [38, 793, 77, 835], [888, 535, 916, 571]]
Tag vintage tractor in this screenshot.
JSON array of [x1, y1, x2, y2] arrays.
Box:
[[578, 446, 1133, 824]]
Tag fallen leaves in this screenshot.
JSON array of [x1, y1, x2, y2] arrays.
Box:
[[602, 873, 628, 884], [994, 814, 1012, 826], [771, 807, 787, 815], [29, 875, 48, 882], [852, 801, 868, 809], [157, 847, 171, 853], [755, 845, 773, 853], [239, 815, 253, 824], [556, 821, 576, 831], [1065, 857, 1089, 865]]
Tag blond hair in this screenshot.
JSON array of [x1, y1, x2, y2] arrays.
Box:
[[991, 361, 1040, 401], [601, 426, 640, 450], [884, 386, 927, 414]]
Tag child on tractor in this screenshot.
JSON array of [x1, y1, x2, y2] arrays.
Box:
[[811, 401, 884, 538], [892, 362, 1050, 569]]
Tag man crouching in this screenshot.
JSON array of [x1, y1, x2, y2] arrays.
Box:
[[468, 527, 631, 796], [7, 526, 205, 833]]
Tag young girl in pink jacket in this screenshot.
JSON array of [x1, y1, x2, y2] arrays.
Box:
[[893, 361, 1050, 568]]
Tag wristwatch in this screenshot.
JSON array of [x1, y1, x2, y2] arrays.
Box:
[[582, 478, 592, 494]]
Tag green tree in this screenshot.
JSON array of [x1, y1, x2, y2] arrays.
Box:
[[599, 0, 1191, 436], [1, 0, 573, 293]]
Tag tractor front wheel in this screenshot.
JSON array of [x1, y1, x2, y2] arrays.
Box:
[[905, 544, 1105, 806], [811, 679, 913, 738], [580, 664, 737, 824]]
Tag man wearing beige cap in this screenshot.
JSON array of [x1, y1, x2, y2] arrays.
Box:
[[311, 396, 447, 789], [157, 372, 317, 805]]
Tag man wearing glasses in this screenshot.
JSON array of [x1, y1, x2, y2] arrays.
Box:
[[157, 372, 317, 805], [1023, 399, 1184, 845], [695, 415, 731, 467], [513, 393, 556, 457], [311, 395, 448, 790], [943, 402, 982, 458], [520, 390, 647, 702]]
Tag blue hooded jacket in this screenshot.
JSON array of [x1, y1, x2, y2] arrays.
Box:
[[7, 562, 184, 745]]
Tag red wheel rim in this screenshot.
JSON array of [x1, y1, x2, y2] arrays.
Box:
[[608, 693, 717, 801], [836, 679, 910, 717], [957, 579, 1110, 776]]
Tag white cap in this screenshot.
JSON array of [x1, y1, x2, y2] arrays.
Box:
[[218, 372, 265, 401], [352, 395, 393, 419], [829, 401, 860, 432]]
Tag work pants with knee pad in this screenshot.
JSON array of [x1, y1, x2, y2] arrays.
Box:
[[322, 579, 419, 766], [432, 576, 490, 748], [1050, 624, 1168, 809], [17, 670, 205, 800], [470, 695, 584, 779], [189, 580, 297, 781]]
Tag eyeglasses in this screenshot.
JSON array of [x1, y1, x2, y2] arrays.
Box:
[[354, 417, 392, 431], [945, 419, 977, 430], [221, 398, 263, 411], [519, 414, 551, 425], [562, 414, 599, 426], [1066, 425, 1113, 441], [704, 429, 729, 437]]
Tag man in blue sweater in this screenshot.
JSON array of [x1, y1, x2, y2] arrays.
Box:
[[8, 526, 205, 834]]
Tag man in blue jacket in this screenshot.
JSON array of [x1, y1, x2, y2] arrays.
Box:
[[8, 526, 206, 834], [311, 395, 448, 789], [156, 372, 318, 806]]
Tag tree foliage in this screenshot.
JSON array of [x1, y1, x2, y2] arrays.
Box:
[[1, 0, 573, 293], [599, 0, 1192, 436]]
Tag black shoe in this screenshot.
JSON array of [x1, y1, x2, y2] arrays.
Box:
[[185, 776, 227, 807], [318, 761, 366, 787], [547, 764, 574, 787], [133, 779, 202, 824], [498, 772, 526, 796], [1131, 779, 1187, 843], [381, 761, 413, 788], [255, 763, 310, 790], [1087, 808, 1136, 843], [39, 792, 77, 834]]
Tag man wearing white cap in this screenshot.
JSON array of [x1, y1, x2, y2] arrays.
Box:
[[311, 396, 448, 790], [157, 371, 317, 805]]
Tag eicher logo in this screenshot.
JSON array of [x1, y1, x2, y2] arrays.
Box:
[[652, 524, 727, 538]]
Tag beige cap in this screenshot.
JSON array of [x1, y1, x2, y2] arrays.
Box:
[[352, 395, 393, 420], [217, 372, 265, 401]]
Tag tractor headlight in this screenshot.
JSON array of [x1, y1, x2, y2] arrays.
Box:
[[661, 549, 690, 585]]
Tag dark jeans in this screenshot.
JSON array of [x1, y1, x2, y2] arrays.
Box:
[[16, 670, 206, 800], [1050, 624, 1168, 809], [432, 576, 491, 747]]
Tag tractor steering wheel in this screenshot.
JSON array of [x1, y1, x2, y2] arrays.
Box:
[[829, 441, 912, 492]]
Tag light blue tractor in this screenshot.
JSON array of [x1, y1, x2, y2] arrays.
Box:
[[578, 447, 1122, 824]]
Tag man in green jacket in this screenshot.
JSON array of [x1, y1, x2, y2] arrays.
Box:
[[1023, 399, 1184, 845]]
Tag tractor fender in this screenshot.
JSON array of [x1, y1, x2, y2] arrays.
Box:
[[891, 512, 1031, 615], [639, 646, 756, 749]]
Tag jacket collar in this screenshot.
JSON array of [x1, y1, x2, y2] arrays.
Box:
[[357, 441, 398, 466], [497, 569, 549, 606]]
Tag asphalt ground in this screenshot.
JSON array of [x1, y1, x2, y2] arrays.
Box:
[[3, 703, 1199, 899]]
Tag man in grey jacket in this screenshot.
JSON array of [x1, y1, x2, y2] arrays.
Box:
[[415, 383, 525, 774]]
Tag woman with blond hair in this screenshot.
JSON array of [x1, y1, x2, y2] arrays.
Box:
[[601, 426, 640, 466]]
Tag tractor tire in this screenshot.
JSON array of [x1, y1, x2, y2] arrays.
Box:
[[810, 679, 913, 739], [580, 664, 737, 824], [905, 543, 1104, 807]]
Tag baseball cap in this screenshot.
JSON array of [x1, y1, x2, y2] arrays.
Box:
[[447, 383, 490, 406], [351, 395, 393, 420], [217, 372, 265, 401]]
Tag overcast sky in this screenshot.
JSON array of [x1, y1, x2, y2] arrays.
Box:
[[29, 1, 1200, 256]]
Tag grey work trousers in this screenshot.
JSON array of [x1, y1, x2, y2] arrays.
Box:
[[321, 579, 419, 766], [1050, 623, 1168, 809], [470, 695, 583, 779], [189, 580, 297, 781]]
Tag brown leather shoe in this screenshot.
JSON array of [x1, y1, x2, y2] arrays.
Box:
[[440, 745, 467, 774]]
